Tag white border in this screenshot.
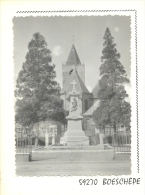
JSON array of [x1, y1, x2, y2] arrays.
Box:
[[0, 1, 145, 195]]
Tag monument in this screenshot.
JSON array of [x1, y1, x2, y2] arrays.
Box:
[[31, 44, 114, 164], [61, 79, 89, 146], [45, 129, 49, 147], [51, 125, 57, 145]]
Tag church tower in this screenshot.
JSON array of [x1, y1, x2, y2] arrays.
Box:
[[61, 43, 94, 116], [62, 44, 85, 86]]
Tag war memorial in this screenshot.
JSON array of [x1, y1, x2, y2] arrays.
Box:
[[14, 20, 131, 175], [17, 44, 114, 164]]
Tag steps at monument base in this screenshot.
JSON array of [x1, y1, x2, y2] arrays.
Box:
[[32, 147, 114, 162], [34, 145, 105, 151]]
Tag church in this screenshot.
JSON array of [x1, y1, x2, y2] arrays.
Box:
[[23, 44, 115, 146], [60, 44, 99, 131], [29, 44, 101, 146]]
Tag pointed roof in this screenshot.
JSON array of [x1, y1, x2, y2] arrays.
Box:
[[83, 100, 100, 116], [92, 82, 100, 98], [62, 69, 90, 98], [66, 44, 81, 65]]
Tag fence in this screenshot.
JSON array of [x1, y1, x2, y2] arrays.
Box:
[[16, 128, 32, 154], [104, 132, 131, 153]]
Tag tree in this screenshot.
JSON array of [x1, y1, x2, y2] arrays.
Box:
[[15, 33, 65, 127], [93, 28, 131, 132]]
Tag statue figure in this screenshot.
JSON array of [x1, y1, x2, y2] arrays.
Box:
[[71, 97, 78, 112]]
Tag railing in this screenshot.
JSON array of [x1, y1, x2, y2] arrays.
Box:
[[104, 132, 131, 153], [16, 128, 32, 154]]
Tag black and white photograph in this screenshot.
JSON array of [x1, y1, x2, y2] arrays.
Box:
[[1, 1, 145, 195], [13, 15, 132, 176]]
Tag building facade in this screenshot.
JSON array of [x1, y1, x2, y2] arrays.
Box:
[[62, 44, 85, 86], [61, 44, 94, 114]]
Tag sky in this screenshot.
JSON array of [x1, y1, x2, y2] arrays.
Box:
[[13, 16, 131, 96]]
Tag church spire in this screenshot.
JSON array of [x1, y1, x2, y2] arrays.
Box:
[[66, 44, 81, 66]]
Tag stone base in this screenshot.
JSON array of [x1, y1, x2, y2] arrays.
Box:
[[61, 136, 89, 146], [16, 153, 31, 162], [32, 147, 114, 162], [37, 145, 104, 150], [61, 119, 89, 146]]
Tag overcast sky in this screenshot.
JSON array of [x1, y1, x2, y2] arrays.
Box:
[[13, 16, 131, 94]]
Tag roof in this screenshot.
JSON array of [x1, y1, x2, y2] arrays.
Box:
[[92, 82, 100, 98], [83, 100, 100, 116], [66, 44, 81, 65], [77, 72, 89, 93], [62, 69, 90, 98]]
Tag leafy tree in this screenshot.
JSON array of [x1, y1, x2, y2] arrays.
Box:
[[93, 28, 131, 132], [15, 33, 65, 127]]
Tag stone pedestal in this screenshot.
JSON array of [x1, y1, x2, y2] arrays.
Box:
[[52, 136, 55, 145], [51, 125, 57, 146], [99, 133, 104, 149], [61, 80, 89, 146], [99, 133, 104, 145], [61, 119, 89, 146], [45, 133, 49, 147]]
